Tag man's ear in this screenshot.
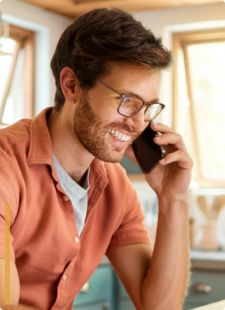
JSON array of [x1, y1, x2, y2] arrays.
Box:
[[60, 67, 80, 102]]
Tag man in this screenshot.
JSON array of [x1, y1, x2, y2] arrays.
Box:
[[0, 8, 193, 310]]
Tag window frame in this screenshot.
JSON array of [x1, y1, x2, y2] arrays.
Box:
[[0, 24, 35, 126], [172, 28, 225, 187]]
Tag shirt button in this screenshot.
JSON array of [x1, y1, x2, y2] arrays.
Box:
[[63, 195, 69, 202], [74, 237, 80, 243], [62, 274, 67, 281]]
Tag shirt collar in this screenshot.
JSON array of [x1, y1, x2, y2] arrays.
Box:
[[28, 107, 54, 166]]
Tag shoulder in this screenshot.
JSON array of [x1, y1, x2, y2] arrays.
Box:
[[0, 120, 32, 203], [0, 119, 31, 156], [103, 161, 133, 185], [104, 162, 135, 191], [102, 162, 141, 208]]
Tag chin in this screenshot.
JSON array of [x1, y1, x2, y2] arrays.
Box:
[[95, 151, 125, 163]]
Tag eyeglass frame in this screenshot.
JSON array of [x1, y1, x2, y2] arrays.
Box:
[[98, 79, 165, 122]]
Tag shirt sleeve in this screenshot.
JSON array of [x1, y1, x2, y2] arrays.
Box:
[[0, 149, 20, 261], [106, 165, 152, 253]]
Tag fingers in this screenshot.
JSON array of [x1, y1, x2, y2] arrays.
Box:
[[150, 121, 174, 134], [153, 132, 186, 151], [150, 122, 185, 148], [159, 149, 193, 169], [150, 122, 192, 168]]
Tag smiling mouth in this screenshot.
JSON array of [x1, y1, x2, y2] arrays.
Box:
[[109, 129, 131, 142]]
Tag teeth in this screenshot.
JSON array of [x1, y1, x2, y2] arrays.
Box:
[[109, 129, 130, 142]]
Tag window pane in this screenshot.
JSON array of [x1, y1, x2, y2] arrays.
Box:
[[0, 36, 28, 125], [0, 38, 16, 106], [2, 47, 25, 124], [187, 42, 225, 181]]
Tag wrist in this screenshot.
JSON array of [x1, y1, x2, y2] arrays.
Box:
[[158, 194, 189, 214], [158, 191, 189, 204]]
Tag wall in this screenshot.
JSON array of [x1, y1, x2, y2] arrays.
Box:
[[0, 0, 72, 113], [133, 3, 225, 36], [133, 2, 225, 125]]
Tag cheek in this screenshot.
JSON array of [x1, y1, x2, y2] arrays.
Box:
[[88, 90, 119, 119], [90, 102, 120, 124]]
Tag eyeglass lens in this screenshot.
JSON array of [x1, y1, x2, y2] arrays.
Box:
[[119, 96, 162, 122]]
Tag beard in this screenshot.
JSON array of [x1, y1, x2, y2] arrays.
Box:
[[72, 93, 131, 163]]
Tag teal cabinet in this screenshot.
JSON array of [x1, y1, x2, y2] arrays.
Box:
[[118, 301, 135, 310], [73, 304, 110, 310], [184, 269, 225, 309], [113, 273, 135, 310], [73, 264, 115, 310], [73, 258, 225, 309], [115, 266, 225, 310]]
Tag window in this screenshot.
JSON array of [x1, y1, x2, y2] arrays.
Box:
[[172, 29, 225, 187], [0, 22, 35, 126]]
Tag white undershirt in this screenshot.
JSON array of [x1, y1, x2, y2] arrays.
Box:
[[52, 154, 90, 235]]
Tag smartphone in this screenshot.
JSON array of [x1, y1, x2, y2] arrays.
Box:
[[132, 125, 164, 173]]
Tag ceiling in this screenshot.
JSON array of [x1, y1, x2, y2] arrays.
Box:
[[19, 0, 222, 18]]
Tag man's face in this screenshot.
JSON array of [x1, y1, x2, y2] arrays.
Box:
[[72, 62, 161, 163]]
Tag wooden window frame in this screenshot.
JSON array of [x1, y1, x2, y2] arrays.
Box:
[[0, 24, 35, 125], [172, 29, 225, 187]]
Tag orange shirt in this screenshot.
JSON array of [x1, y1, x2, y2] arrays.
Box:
[[0, 108, 150, 309]]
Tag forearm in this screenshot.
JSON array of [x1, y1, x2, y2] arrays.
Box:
[[142, 196, 190, 310]]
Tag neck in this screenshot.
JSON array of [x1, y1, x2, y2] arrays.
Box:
[[48, 107, 94, 183]]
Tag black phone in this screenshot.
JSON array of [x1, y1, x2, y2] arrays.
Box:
[[132, 125, 164, 173]]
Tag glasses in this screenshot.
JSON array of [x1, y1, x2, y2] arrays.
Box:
[[98, 80, 165, 122]]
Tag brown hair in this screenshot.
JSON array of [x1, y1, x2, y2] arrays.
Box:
[[50, 8, 171, 111]]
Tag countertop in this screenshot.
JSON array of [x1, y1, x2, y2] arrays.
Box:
[[193, 299, 225, 309], [191, 250, 225, 270]]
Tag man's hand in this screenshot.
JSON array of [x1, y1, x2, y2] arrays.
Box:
[[128, 122, 193, 200], [145, 122, 193, 200]]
